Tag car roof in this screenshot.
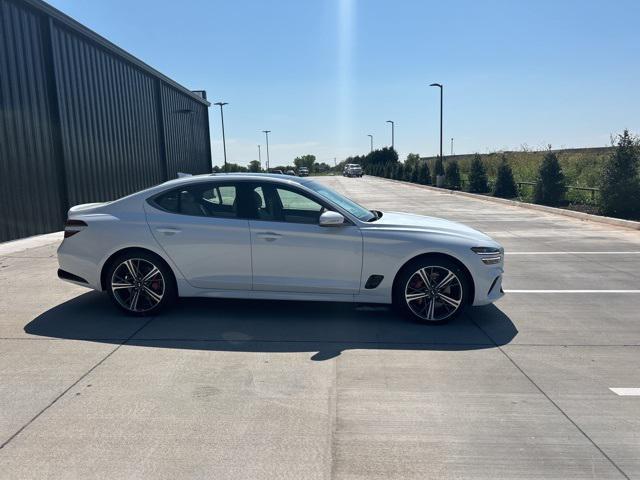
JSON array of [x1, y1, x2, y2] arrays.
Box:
[[159, 172, 315, 189]]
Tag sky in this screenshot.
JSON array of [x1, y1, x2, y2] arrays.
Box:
[[47, 0, 640, 168]]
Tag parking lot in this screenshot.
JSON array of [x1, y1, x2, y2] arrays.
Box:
[[1, 175, 639, 479]]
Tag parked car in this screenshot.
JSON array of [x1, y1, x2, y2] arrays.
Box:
[[285, 170, 297, 176], [268, 169, 284, 175], [298, 167, 309, 177], [343, 163, 363, 177], [58, 173, 504, 323]]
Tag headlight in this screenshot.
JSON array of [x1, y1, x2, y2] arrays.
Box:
[[471, 246, 503, 265]]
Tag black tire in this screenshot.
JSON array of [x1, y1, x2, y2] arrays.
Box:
[[393, 256, 470, 324], [105, 250, 176, 316]]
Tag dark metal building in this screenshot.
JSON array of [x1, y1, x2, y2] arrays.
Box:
[[0, 0, 212, 242]]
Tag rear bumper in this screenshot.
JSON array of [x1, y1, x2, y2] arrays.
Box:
[[57, 241, 102, 290], [57, 269, 90, 287]]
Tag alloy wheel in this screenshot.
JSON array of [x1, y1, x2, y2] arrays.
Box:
[[111, 258, 165, 313], [404, 266, 463, 321]]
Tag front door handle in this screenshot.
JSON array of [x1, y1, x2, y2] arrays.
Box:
[[256, 231, 282, 242], [156, 227, 181, 235]]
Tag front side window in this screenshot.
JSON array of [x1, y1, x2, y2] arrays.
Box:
[[275, 187, 324, 224], [152, 183, 238, 219], [304, 180, 375, 221], [250, 184, 325, 224]]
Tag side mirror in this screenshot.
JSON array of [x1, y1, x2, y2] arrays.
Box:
[[319, 211, 345, 227]]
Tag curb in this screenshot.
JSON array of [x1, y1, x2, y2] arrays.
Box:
[[374, 177, 640, 231]]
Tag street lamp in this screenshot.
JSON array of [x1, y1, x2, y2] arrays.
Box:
[[451, 137, 454, 156], [262, 130, 271, 171], [386, 120, 395, 150], [214, 102, 228, 172], [367, 134, 373, 153], [429, 83, 443, 162]]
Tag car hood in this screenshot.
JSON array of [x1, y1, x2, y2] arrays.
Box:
[[367, 211, 494, 244]]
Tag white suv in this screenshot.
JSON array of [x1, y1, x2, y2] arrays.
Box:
[[343, 164, 363, 177]]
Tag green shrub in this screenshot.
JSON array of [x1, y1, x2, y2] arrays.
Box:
[[394, 163, 404, 180], [493, 157, 518, 198], [419, 162, 431, 185], [433, 156, 445, 185], [410, 165, 420, 183], [600, 130, 640, 219], [404, 165, 414, 182], [467, 154, 489, 193], [444, 160, 461, 189], [533, 151, 566, 206]]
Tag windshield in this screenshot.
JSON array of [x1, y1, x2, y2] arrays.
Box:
[[305, 180, 375, 222]]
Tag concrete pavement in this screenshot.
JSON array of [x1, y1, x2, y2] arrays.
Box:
[[0, 175, 639, 479]]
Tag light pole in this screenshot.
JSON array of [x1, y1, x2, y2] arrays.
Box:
[[262, 130, 271, 171], [367, 134, 373, 153], [386, 120, 394, 150], [429, 83, 443, 162], [214, 102, 228, 172], [450, 137, 454, 156], [258, 144, 262, 167]]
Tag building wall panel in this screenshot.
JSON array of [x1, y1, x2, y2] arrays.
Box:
[[51, 23, 164, 206], [161, 84, 211, 178], [0, 0, 211, 242], [0, 0, 63, 241]]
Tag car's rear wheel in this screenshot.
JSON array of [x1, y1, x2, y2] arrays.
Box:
[[106, 251, 176, 316], [393, 257, 470, 323]]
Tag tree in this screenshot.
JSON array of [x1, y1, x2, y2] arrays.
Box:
[[316, 162, 331, 173], [403, 164, 413, 182], [533, 151, 566, 206], [364, 148, 398, 173], [467, 154, 489, 193], [433, 156, 445, 185], [248, 160, 261, 173], [600, 130, 640, 219], [394, 163, 404, 180], [410, 165, 420, 183], [405, 153, 421, 170], [418, 161, 431, 185], [493, 156, 518, 198], [444, 160, 461, 189], [294, 154, 316, 171], [225, 162, 248, 172]]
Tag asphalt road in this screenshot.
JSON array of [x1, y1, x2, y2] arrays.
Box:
[[1, 175, 639, 479]]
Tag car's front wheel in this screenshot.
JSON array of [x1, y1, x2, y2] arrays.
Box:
[[393, 257, 470, 323], [106, 251, 176, 316]]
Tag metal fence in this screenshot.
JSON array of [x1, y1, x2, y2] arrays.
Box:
[[0, 0, 211, 242], [516, 182, 600, 203]]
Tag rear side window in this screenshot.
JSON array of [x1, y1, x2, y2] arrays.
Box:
[[151, 183, 239, 219]]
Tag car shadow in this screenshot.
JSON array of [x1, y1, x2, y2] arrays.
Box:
[[24, 292, 517, 361]]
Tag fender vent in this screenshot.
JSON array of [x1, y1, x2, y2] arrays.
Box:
[[488, 275, 501, 295], [365, 275, 384, 289]]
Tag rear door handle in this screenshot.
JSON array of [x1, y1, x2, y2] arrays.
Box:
[[256, 231, 282, 242], [156, 227, 181, 235]]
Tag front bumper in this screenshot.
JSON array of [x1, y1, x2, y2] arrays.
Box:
[[472, 265, 505, 306]]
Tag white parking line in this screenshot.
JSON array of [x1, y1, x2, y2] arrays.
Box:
[[506, 251, 640, 255], [504, 290, 640, 293], [610, 388, 640, 396]]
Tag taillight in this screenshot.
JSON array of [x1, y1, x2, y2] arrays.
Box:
[[64, 219, 87, 238]]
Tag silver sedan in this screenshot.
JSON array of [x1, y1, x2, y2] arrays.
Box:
[[57, 174, 504, 323]]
